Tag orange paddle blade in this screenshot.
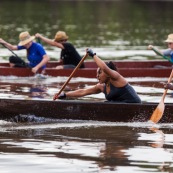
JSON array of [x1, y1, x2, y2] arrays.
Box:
[[150, 101, 165, 123]]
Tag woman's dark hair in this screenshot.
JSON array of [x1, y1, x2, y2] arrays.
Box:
[[106, 61, 118, 71]]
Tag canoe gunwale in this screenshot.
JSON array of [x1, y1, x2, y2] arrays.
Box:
[[0, 66, 172, 78]]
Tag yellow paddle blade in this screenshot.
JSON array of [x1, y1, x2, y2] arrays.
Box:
[[150, 101, 165, 123]]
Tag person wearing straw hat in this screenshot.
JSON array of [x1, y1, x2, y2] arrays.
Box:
[[148, 33, 173, 63], [148, 34, 173, 92], [0, 31, 50, 74], [35, 31, 85, 69]]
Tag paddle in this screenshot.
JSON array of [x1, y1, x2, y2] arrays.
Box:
[[53, 53, 88, 100], [1, 37, 40, 57], [151, 46, 172, 62], [36, 38, 41, 44], [149, 47, 173, 123], [1, 43, 19, 58]]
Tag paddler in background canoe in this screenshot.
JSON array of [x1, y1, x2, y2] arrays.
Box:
[[148, 33, 173, 100], [148, 33, 173, 63], [0, 31, 50, 74], [161, 35, 173, 90], [148, 34, 173, 124], [54, 48, 141, 103], [35, 31, 85, 69]]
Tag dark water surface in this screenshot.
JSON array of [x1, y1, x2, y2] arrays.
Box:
[[1, 0, 173, 172], [0, 121, 173, 173]]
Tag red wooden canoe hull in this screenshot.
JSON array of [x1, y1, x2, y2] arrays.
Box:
[[0, 60, 172, 78], [0, 67, 172, 78], [1, 60, 171, 68]]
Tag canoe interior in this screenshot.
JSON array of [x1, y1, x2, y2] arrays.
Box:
[[0, 99, 173, 123]]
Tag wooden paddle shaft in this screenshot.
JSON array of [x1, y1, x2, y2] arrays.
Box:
[[151, 47, 173, 100], [162, 69, 173, 100], [54, 53, 88, 100], [152, 47, 164, 57], [152, 47, 171, 62]]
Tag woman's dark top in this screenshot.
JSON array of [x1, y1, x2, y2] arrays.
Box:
[[61, 42, 85, 68], [103, 83, 141, 103]]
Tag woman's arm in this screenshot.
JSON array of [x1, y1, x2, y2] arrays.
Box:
[[66, 85, 101, 97], [0, 38, 18, 50], [56, 84, 102, 99], [87, 48, 124, 80], [35, 33, 64, 49], [148, 45, 165, 55]]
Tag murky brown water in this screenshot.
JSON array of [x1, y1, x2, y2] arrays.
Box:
[[0, 121, 173, 173], [1, 0, 173, 172], [0, 76, 172, 103]]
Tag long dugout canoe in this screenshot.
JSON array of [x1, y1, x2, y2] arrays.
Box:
[[0, 60, 172, 78], [0, 98, 173, 123]]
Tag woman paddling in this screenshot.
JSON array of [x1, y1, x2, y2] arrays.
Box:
[[0, 31, 50, 74], [54, 48, 141, 103]]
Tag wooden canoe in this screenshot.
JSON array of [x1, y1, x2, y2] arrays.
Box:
[[0, 60, 172, 78], [1, 60, 171, 68], [0, 98, 173, 123]]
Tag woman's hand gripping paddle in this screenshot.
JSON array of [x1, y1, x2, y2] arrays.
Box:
[[53, 53, 88, 101], [149, 47, 173, 123]]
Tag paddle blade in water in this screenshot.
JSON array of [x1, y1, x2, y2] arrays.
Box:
[[150, 101, 165, 123]]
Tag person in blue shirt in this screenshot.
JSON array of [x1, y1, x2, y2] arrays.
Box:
[[0, 31, 50, 74], [148, 33, 173, 63]]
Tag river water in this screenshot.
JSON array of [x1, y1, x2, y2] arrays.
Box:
[[0, 0, 173, 172]]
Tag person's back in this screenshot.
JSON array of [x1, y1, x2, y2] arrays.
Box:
[[61, 42, 85, 68], [104, 83, 141, 103], [35, 31, 84, 69]]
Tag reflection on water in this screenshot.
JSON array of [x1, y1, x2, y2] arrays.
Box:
[[0, 122, 173, 173], [0, 75, 173, 103]]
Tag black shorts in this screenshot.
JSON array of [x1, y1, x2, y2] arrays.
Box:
[[9, 56, 28, 68]]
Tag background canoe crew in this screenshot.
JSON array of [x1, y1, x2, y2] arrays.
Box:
[[148, 33, 173, 63], [54, 48, 141, 103], [35, 31, 85, 69], [0, 31, 50, 74]]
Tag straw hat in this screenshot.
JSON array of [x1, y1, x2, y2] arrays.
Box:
[[165, 34, 173, 43], [18, 31, 35, 46], [54, 31, 68, 42]]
